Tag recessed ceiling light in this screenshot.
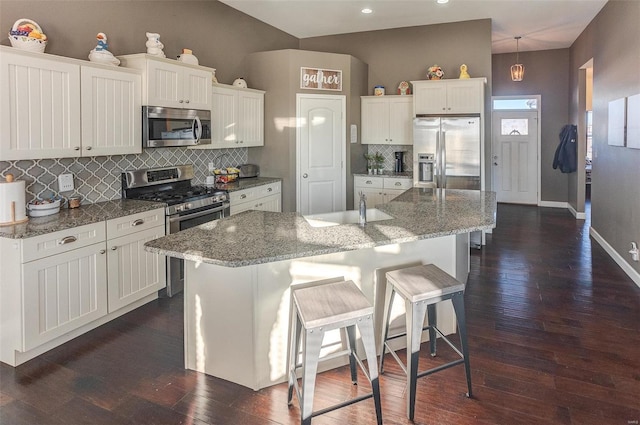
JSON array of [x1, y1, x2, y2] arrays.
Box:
[[436, 0, 449, 4], [361, 8, 373, 14]]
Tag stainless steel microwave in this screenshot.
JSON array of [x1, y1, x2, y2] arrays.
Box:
[[143, 106, 212, 147]]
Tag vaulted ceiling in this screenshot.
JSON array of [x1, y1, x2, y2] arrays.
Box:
[[219, 0, 607, 54]]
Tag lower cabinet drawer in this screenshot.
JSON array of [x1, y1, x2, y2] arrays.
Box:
[[21, 222, 106, 263], [383, 178, 412, 190], [22, 242, 108, 351], [354, 176, 383, 189]]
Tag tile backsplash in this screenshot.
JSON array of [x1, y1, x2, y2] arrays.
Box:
[[366, 144, 413, 171], [0, 148, 247, 205]]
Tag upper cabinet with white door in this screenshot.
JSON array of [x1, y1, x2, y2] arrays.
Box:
[[412, 78, 485, 115], [207, 83, 264, 148], [118, 54, 213, 110], [361, 95, 413, 145], [0, 46, 141, 160]]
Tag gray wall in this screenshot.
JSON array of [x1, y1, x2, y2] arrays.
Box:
[[300, 19, 493, 189], [492, 49, 571, 203], [570, 0, 640, 275], [244, 50, 367, 212], [0, 0, 298, 85]]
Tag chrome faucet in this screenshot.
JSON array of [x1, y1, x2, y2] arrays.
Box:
[[358, 191, 367, 226]]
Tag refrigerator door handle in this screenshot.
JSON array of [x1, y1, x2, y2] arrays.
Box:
[[435, 131, 441, 188], [441, 131, 446, 189]]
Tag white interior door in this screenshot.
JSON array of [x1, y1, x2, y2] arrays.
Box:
[[297, 94, 346, 215], [492, 110, 539, 204]]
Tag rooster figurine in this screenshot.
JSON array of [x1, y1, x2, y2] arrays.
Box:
[[88, 33, 120, 66]]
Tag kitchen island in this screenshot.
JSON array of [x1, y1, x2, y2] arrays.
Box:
[[145, 188, 496, 390]]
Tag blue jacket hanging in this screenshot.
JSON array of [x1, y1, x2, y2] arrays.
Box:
[[553, 124, 577, 173]]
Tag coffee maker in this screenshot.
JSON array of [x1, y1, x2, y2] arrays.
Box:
[[394, 151, 405, 173]]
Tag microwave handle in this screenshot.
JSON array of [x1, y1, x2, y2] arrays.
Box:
[[193, 116, 202, 143]]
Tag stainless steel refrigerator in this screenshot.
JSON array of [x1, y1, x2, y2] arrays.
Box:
[[412, 115, 481, 190]]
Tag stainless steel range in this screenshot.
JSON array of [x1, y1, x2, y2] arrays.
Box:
[[122, 164, 230, 297]]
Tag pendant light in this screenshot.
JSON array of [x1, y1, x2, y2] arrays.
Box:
[[511, 36, 525, 81]]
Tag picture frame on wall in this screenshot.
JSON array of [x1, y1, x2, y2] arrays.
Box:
[[626, 93, 640, 149], [607, 97, 626, 147]]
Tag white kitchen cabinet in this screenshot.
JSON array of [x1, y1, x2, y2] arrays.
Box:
[[7, 222, 108, 352], [230, 181, 281, 215], [206, 84, 265, 149], [106, 208, 165, 313], [23, 241, 108, 351], [80, 65, 142, 156], [412, 78, 485, 115], [0, 46, 142, 160], [0, 46, 81, 160], [0, 208, 165, 366], [354, 176, 411, 208], [361, 96, 413, 145], [118, 54, 213, 110]]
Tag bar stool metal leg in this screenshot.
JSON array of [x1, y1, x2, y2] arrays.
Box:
[[379, 284, 395, 374], [406, 299, 428, 421], [345, 325, 358, 384], [427, 303, 437, 356], [451, 293, 473, 398], [358, 315, 383, 425], [301, 327, 325, 425]]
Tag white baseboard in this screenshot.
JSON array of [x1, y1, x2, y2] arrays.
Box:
[[538, 200, 568, 208], [590, 227, 640, 288], [568, 204, 587, 220]]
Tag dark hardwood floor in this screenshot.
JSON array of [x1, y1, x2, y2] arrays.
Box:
[[2, 203, 639, 424]]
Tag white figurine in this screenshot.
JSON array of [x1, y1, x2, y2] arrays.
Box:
[[88, 33, 120, 66], [145, 32, 165, 58]]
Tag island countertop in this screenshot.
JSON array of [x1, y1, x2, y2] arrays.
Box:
[[145, 188, 497, 268]]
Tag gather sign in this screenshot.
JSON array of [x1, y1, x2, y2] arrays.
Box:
[[300, 67, 342, 91]]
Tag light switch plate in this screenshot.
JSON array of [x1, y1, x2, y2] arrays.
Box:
[[58, 173, 74, 192]]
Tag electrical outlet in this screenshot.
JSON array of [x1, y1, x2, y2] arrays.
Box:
[[58, 173, 74, 192], [208, 162, 215, 172]]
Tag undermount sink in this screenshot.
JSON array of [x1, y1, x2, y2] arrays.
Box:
[[304, 208, 394, 227]]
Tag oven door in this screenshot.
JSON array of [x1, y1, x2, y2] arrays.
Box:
[[165, 202, 230, 297]]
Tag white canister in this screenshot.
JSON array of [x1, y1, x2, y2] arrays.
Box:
[[374, 85, 385, 96], [0, 174, 28, 225]]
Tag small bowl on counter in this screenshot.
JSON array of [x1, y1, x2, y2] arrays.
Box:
[[27, 198, 63, 217]]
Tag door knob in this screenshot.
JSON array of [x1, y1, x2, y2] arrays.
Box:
[[302, 173, 308, 178]]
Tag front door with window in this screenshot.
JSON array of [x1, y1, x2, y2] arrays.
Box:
[[492, 110, 539, 204]]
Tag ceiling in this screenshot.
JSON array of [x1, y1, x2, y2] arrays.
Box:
[[218, 0, 608, 54]]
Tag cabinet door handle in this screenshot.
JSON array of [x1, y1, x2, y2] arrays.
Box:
[[185, 100, 190, 104], [86, 146, 92, 150], [240, 194, 247, 199], [132, 219, 144, 226], [267, 187, 273, 192], [59, 236, 77, 245], [99, 249, 106, 254], [395, 182, 401, 186], [111, 246, 117, 251], [179, 100, 184, 103], [365, 180, 372, 184], [74, 146, 80, 151]]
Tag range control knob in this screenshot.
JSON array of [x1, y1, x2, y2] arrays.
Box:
[[175, 206, 184, 212], [185, 203, 193, 210]]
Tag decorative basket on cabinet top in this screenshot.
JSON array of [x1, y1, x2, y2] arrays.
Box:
[[8, 18, 47, 53]]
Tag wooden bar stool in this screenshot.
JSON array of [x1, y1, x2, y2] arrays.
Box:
[[380, 264, 472, 420], [287, 278, 383, 425]]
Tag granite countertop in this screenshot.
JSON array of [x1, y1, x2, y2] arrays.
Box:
[[353, 171, 412, 178], [145, 188, 497, 268], [0, 200, 166, 239], [202, 176, 282, 192]]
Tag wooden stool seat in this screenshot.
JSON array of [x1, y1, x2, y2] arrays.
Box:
[[287, 279, 383, 425], [380, 264, 472, 421]]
